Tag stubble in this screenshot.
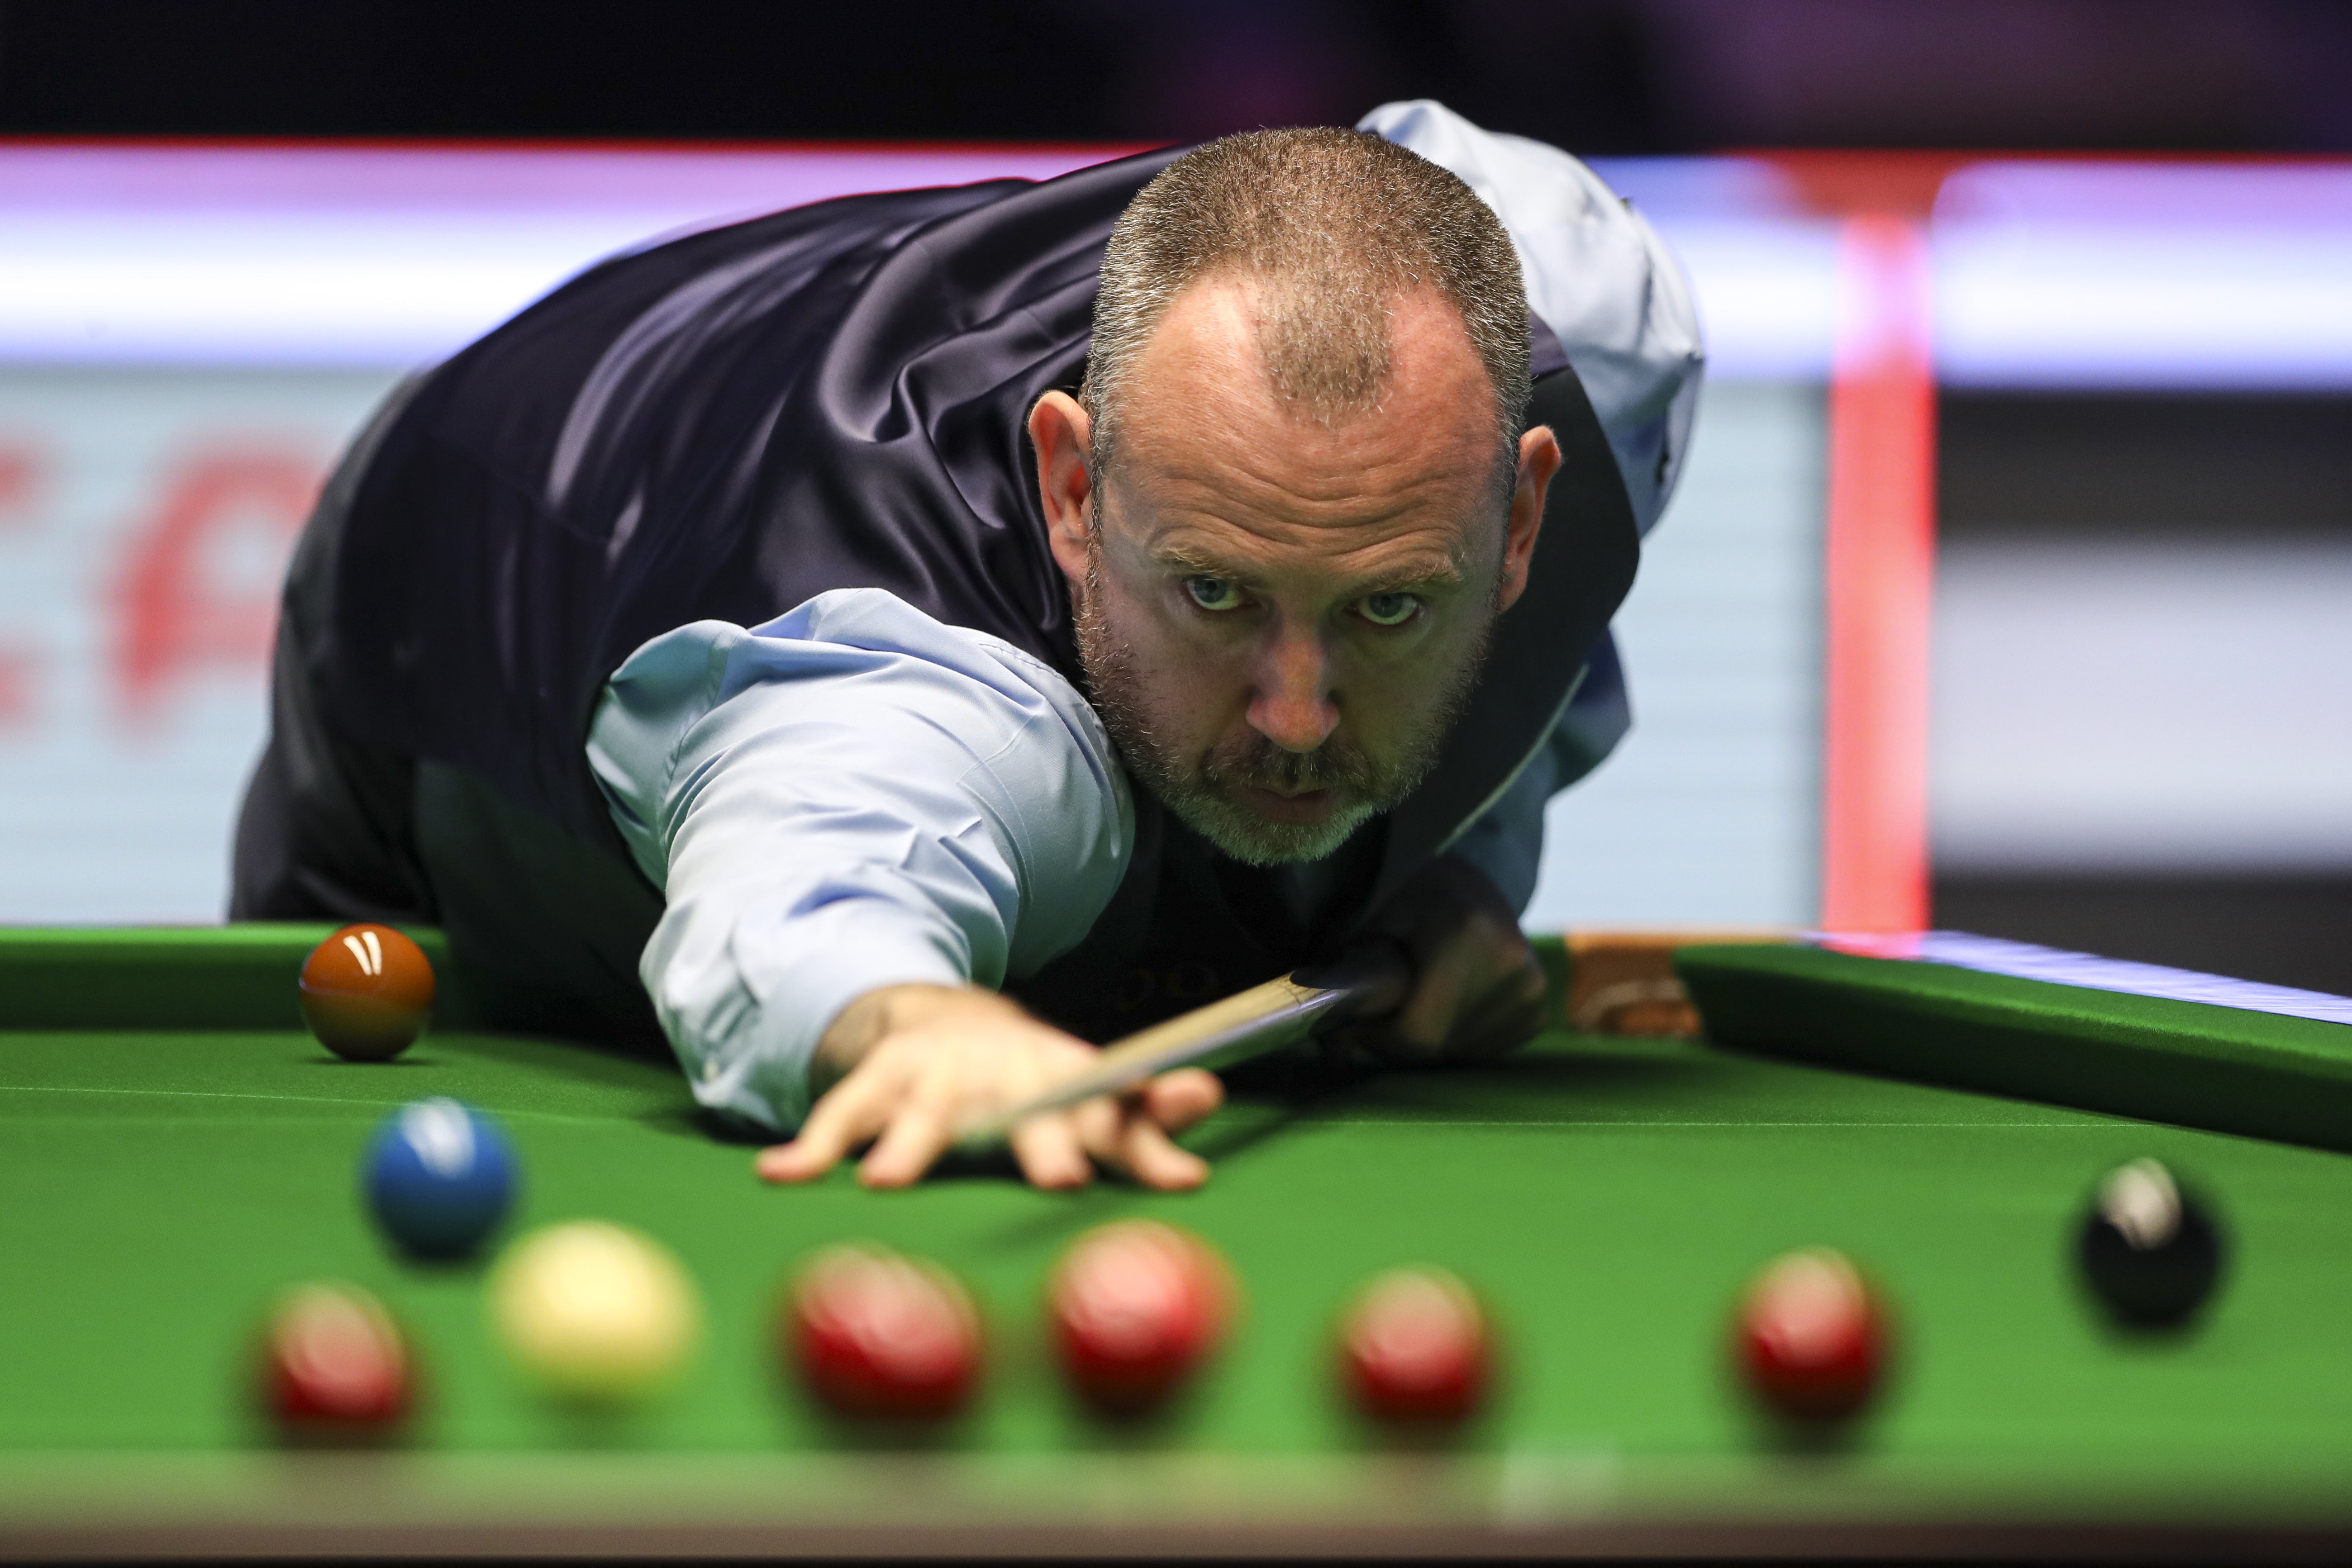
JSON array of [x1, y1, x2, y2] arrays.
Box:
[[1074, 531, 1496, 867]]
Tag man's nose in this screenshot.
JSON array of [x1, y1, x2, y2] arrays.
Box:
[[1247, 626, 1339, 754]]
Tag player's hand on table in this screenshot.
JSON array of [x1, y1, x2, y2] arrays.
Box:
[[1355, 855, 1548, 1064], [753, 984, 1224, 1192]]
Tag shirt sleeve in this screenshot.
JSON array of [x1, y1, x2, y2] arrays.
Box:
[[585, 587, 1133, 1132], [1363, 100, 1703, 903], [1358, 98, 1705, 538]]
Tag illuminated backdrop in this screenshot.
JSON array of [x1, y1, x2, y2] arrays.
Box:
[[0, 143, 2345, 927]]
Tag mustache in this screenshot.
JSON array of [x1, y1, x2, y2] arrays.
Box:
[[1201, 732, 1380, 797]]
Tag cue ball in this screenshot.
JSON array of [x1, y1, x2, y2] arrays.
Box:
[[2077, 1158, 2224, 1330], [259, 1281, 413, 1438], [1337, 1265, 1493, 1426], [301, 923, 435, 1061], [1047, 1220, 1233, 1417], [1734, 1247, 1890, 1425], [364, 1098, 517, 1259], [489, 1221, 701, 1408], [785, 1243, 982, 1422]]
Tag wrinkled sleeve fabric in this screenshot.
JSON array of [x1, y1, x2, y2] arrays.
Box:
[[1362, 100, 1704, 906], [1359, 97, 1705, 537], [586, 588, 1133, 1133]]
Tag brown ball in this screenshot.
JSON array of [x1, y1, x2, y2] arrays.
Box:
[[300, 924, 434, 1061]]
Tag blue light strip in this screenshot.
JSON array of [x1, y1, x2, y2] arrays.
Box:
[[1814, 930, 2352, 1028]]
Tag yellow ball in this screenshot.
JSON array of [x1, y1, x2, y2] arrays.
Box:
[[488, 1221, 700, 1407]]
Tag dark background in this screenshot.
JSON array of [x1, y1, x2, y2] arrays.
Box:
[[0, 0, 2347, 152], [1936, 393, 2352, 996], [4, 0, 2348, 987]]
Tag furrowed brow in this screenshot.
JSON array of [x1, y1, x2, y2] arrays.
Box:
[[1147, 541, 1472, 595], [1353, 556, 1470, 594], [1148, 543, 1251, 580]]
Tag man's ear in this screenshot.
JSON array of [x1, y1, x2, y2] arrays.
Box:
[[1029, 390, 1095, 589], [1497, 424, 1562, 613]]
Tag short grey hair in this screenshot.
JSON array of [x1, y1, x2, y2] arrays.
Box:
[[1081, 126, 1532, 489]]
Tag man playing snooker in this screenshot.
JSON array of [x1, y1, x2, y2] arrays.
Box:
[[232, 102, 1701, 1193]]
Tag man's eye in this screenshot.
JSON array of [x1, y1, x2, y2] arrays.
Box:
[[1357, 591, 1421, 627], [1184, 576, 1245, 612]]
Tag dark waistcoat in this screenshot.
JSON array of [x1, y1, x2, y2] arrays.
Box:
[[318, 150, 1640, 1042]]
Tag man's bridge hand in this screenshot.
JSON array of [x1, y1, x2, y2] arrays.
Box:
[[1356, 855, 1550, 1064], [753, 984, 1223, 1192]]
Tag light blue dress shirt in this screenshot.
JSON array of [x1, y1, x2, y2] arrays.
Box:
[[587, 589, 1131, 1129], [585, 103, 1703, 1132]]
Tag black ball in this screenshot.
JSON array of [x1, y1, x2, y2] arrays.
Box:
[[2076, 1159, 2224, 1330]]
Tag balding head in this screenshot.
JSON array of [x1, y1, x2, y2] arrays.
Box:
[[1083, 127, 1532, 499]]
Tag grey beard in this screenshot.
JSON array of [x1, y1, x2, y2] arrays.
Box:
[[1074, 542, 1495, 867]]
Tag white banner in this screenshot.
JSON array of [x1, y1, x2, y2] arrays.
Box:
[[0, 368, 400, 920]]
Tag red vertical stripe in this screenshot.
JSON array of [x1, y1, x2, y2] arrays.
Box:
[[1821, 216, 1936, 931]]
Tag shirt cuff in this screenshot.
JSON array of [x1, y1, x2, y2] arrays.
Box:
[[652, 889, 970, 1133]]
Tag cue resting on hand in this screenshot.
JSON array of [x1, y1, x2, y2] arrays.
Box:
[[956, 942, 1414, 1150]]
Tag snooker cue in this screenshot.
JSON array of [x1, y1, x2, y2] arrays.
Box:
[[957, 942, 1412, 1148]]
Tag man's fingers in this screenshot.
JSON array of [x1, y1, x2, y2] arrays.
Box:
[[1067, 1092, 1125, 1157], [1395, 954, 1474, 1057], [1009, 1111, 1095, 1191], [751, 1006, 1224, 1194], [857, 1095, 960, 1189], [1449, 978, 1548, 1060], [1384, 920, 1548, 1061], [1110, 1114, 1211, 1191], [755, 1070, 896, 1183], [1141, 1068, 1223, 1134], [1062, 1093, 1210, 1192]]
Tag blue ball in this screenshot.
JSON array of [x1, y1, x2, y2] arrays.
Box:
[[364, 1098, 516, 1259]]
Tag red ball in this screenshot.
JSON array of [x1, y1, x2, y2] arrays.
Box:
[[259, 1282, 413, 1438], [300, 923, 435, 1062], [785, 1245, 981, 1421], [1338, 1266, 1492, 1425], [1047, 1220, 1232, 1417], [1734, 1248, 1889, 1424]]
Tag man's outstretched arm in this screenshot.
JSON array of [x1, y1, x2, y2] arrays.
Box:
[[588, 587, 1211, 1188]]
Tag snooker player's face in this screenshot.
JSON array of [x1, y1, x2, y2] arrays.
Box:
[[1032, 278, 1559, 865]]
